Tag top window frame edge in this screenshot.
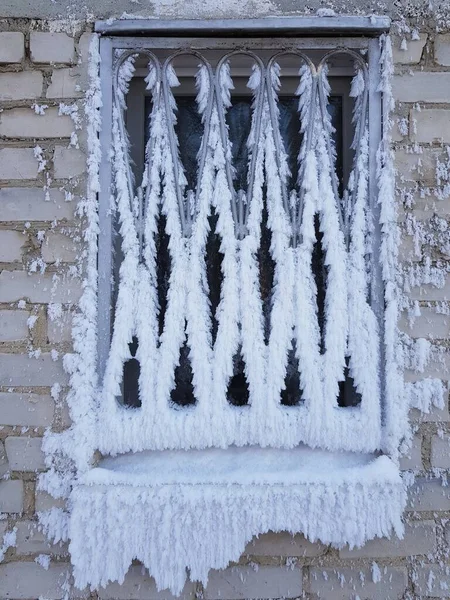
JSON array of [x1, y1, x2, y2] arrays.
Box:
[[94, 16, 391, 38]]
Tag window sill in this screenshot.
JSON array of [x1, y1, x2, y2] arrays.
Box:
[[69, 445, 406, 596]]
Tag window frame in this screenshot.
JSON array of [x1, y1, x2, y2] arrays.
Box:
[[96, 17, 388, 442]]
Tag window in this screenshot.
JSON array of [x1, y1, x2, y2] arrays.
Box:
[[56, 19, 408, 598], [97, 19, 387, 455]]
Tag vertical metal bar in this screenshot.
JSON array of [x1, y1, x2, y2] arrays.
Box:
[[97, 37, 114, 385], [368, 38, 385, 415]]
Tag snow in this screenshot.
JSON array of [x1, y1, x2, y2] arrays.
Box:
[[70, 446, 405, 595]]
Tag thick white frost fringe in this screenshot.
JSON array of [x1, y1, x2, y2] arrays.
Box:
[[70, 451, 405, 596]]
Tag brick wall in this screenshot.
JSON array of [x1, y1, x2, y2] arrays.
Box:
[[0, 20, 449, 600]]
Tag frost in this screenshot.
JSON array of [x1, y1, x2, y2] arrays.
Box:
[[0, 527, 17, 563], [371, 561, 382, 583], [32, 103, 48, 115], [27, 315, 38, 330], [35, 554, 51, 570]]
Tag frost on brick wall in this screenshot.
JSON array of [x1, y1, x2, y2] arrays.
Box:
[[37, 32, 450, 597]]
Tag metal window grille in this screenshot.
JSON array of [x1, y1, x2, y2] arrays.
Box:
[[95, 17, 390, 455]]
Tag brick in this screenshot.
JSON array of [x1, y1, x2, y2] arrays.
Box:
[[35, 491, 66, 512], [98, 565, 195, 599], [392, 34, 427, 64], [0, 188, 76, 222], [5, 436, 45, 471], [407, 477, 450, 511], [0, 270, 82, 304], [0, 353, 68, 387], [48, 309, 73, 343], [0, 440, 8, 478], [395, 148, 442, 184], [245, 531, 326, 557], [0, 148, 39, 181], [0, 392, 54, 427], [399, 434, 423, 470], [435, 34, 450, 66], [53, 146, 85, 179], [47, 68, 81, 99], [0, 32, 24, 63], [414, 565, 450, 598], [204, 565, 302, 600], [411, 109, 450, 144], [410, 401, 450, 423], [0, 480, 24, 513], [0, 562, 72, 599], [15, 520, 67, 555], [0, 231, 26, 263], [399, 308, 450, 340], [0, 310, 29, 342], [30, 32, 75, 64], [0, 71, 43, 101], [0, 521, 7, 538], [339, 520, 435, 558], [309, 567, 407, 600], [0, 108, 73, 139], [393, 72, 450, 103], [431, 434, 450, 469], [42, 232, 79, 263], [409, 274, 450, 302]]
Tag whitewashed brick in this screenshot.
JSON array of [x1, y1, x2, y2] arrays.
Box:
[[53, 146, 85, 179], [309, 567, 407, 600], [392, 34, 427, 64], [410, 401, 450, 423], [0, 108, 73, 139], [0, 32, 24, 63], [15, 520, 67, 555], [0, 392, 54, 427], [42, 232, 78, 263], [0, 148, 39, 181], [339, 520, 435, 558], [48, 309, 72, 343], [0, 309, 29, 342], [0, 230, 25, 262], [409, 274, 450, 301], [0, 188, 76, 222], [0, 71, 43, 101], [245, 531, 326, 557], [0, 270, 82, 304], [399, 308, 450, 340], [5, 436, 45, 471], [395, 148, 441, 183], [0, 353, 68, 387], [435, 34, 450, 66], [411, 108, 450, 143], [30, 32, 75, 64], [47, 68, 81, 98], [0, 440, 8, 478], [407, 477, 450, 511], [431, 434, 450, 469], [0, 480, 24, 512], [393, 72, 450, 103], [204, 565, 302, 600], [98, 566, 195, 599], [399, 434, 423, 470], [35, 490, 66, 512], [414, 565, 450, 598], [0, 562, 72, 599]]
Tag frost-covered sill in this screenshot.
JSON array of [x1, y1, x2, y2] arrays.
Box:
[[69, 446, 406, 596]]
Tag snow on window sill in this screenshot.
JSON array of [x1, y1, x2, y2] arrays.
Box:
[[69, 445, 406, 596]]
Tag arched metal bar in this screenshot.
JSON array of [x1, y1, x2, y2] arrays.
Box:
[[113, 50, 161, 258], [266, 51, 316, 245], [318, 48, 369, 248], [215, 50, 266, 240], [162, 51, 215, 237]]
